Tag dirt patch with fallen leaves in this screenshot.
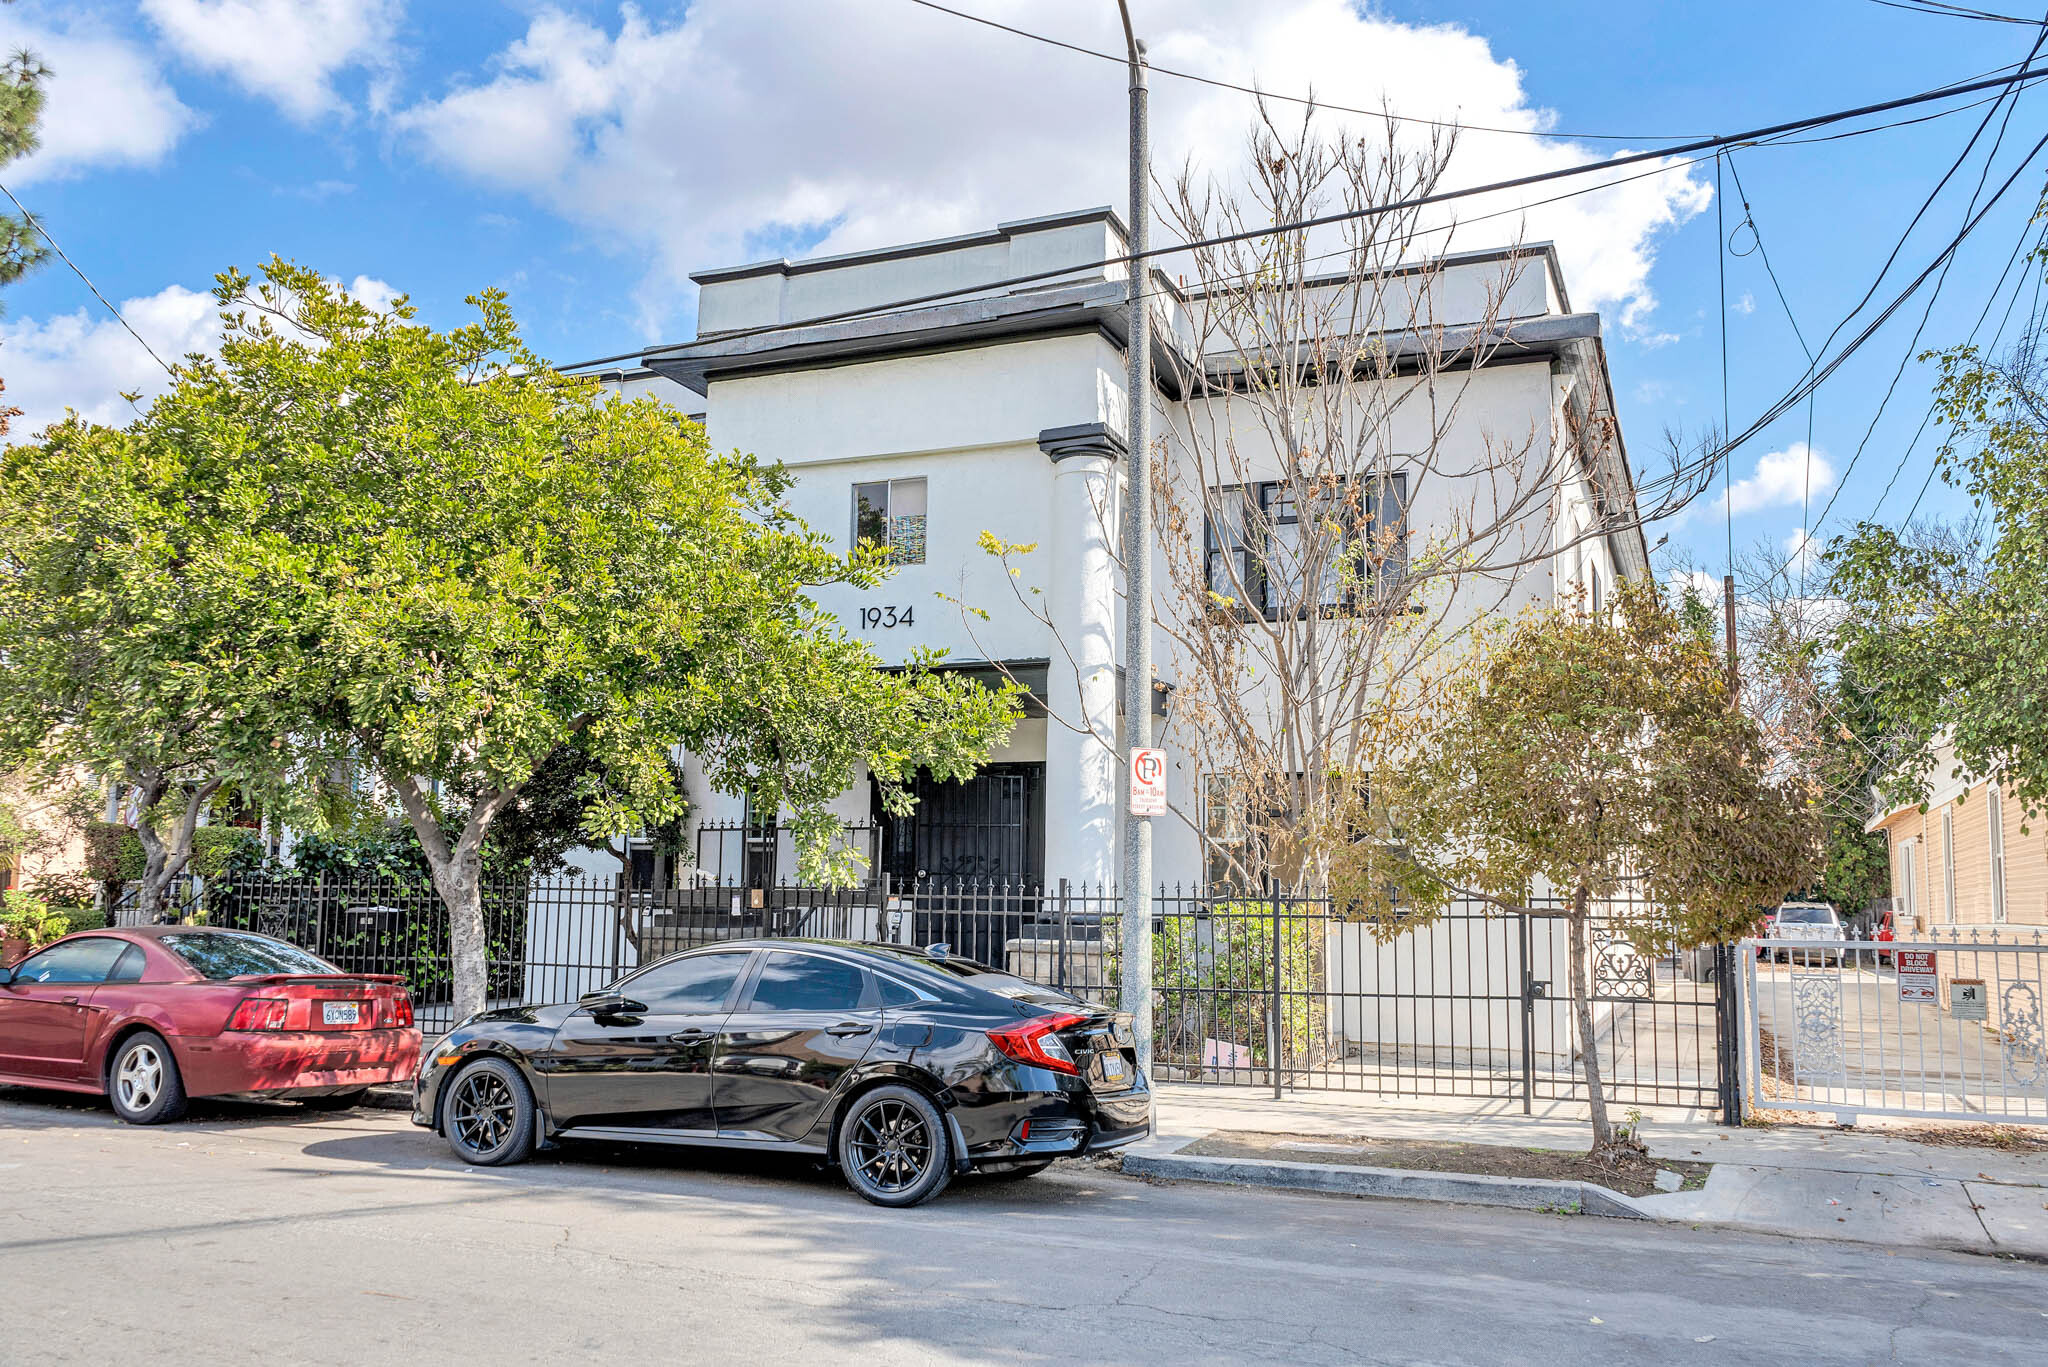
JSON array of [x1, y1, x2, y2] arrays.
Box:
[[1177, 1129, 1711, 1199]]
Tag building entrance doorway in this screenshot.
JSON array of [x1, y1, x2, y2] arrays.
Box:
[[875, 763, 1045, 887]]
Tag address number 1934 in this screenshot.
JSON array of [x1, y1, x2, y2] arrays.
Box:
[[860, 605, 915, 629]]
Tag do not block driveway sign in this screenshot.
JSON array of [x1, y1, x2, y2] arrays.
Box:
[[1896, 949, 1938, 1004]]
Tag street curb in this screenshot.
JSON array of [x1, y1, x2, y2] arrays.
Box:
[[1119, 1148, 1649, 1219]]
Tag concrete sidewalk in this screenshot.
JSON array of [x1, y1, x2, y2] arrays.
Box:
[[1138, 1085, 2048, 1259]]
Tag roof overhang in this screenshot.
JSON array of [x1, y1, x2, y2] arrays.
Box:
[[644, 279, 1190, 398]]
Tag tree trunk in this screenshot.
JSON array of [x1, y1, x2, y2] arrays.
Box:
[[431, 854, 490, 1024], [133, 818, 174, 924], [1566, 887, 1618, 1156], [390, 772, 519, 1026]]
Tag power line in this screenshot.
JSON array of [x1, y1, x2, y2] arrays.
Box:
[[593, 63, 2048, 370], [1899, 208, 2048, 523], [1752, 15, 2047, 579], [0, 181, 174, 376], [1744, 127, 2048, 558], [1722, 151, 1820, 591], [1870, 0, 2045, 24], [1822, 35, 2035, 514], [902, 0, 1699, 142], [1717, 152, 1733, 577]]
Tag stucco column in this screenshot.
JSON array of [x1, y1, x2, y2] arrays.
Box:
[[1038, 423, 1124, 890]]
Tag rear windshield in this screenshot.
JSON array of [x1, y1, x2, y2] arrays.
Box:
[[161, 932, 342, 980], [857, 944, 1082, 1007], [1776, 906, 1834, 925]]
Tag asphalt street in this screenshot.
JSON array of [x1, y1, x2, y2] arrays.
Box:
[[2, 1087, 2045, 1365]]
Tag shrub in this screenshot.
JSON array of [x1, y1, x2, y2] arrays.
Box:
[[85, 822, 145, 883], [1147, 901, 1323, 1072], [1, 890, 70, 947], [191, 826, 260, 879], [25, 871, 96, 912]]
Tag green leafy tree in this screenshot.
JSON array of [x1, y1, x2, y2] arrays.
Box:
[[1832, 328, 2048, 821], [0, 11, 52, 435], [154, 261, 1016, 1019], [1329, 580, 1816, 1156], [0, 419, 323, 918]]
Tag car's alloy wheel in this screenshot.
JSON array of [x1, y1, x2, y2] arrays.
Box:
[[839, 1085, 952, 1207], [108, 1033, 187, 1125], [443, 1058, 536, 1166]]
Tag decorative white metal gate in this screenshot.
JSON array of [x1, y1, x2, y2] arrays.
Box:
[[1739, 928, 2048, 1125]]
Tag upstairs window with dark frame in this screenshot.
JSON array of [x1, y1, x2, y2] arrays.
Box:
[[1204, 473, 1407, 620], [851, 477, 927, 565]]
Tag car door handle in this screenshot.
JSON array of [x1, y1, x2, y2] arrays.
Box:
[[667, 1029, 713, 1044], [61, 996, 80, 1006], [825, 1021, 875, 1038]]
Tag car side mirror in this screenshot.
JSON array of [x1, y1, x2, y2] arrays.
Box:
[[582, 993, 647, 1019]]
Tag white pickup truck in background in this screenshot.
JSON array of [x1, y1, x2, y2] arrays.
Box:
[[1762, 901, 1844, 964]]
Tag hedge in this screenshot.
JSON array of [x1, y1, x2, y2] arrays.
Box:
[[84, 822, 259, 882]]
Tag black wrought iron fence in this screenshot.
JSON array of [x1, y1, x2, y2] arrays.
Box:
[[150, 871, 1735, 1114]]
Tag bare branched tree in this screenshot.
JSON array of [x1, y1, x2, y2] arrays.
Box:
[[962, 104, 1716, 889]]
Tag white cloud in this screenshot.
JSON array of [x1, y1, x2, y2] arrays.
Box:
[[1781, 526, 1818, 576], [0, 284, 217, 440], [0, 11, 199, 184], [1666, 568, 1721, 608], [392, 1, 1712, 340], [348, 274, 401, 312], [141, 0, 403, 124], [1734, 291, 1756, 316], [1720, 442, 1834, 518]]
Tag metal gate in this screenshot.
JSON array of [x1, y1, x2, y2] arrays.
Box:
[[1145, 891, 1736, 1119], [1740, 928, 2048, 1125]]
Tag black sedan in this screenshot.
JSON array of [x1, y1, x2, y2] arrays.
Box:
[[411, 939, 1150, 1206]]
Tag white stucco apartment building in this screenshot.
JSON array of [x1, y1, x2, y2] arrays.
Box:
[[584, 206, 1649, 893]]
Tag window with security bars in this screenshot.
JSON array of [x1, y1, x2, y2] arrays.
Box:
[[1204, 473, 1407, 619], [851, 477, 927, 565]]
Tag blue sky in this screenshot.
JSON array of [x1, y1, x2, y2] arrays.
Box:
[[1, 1, 2040, 588]]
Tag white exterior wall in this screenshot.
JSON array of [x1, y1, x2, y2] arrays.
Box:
[[624, 218, 1630, 899]]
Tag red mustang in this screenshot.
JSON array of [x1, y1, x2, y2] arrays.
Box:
[[0, 925, 420, 1123]]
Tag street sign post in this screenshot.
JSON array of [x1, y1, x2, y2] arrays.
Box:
[[1129, 747, 1167, 817], [1897, 949, 1938, 1004]]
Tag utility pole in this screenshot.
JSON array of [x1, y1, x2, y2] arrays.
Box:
[[1115, 0, 1154, 1079], [1723, 573, 1739, 704]]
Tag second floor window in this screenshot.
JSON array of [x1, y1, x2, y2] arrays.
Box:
[[1204, 473, 1407, 620], [852, 477, 927, 565]]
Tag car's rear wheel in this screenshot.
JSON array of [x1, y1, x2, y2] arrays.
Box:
[[839, 1085, 953, 1208], [443, 1058, 537, 1166], [108, 1033, 187, 1125], [300, 1089, 369, 1111]]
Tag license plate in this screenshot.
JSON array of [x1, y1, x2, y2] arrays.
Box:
[[322, 1001, 361, 1026], [1099, 1052, 1127, 1084]]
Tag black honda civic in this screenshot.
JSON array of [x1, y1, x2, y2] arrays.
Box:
[[411, 938, 1150, 1206]]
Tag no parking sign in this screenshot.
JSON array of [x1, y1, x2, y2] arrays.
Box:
[[1129, 747, 1167, 816]]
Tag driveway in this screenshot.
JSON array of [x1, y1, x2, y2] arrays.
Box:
[[1750, 959, 2048, 1120], [4, 1087, 2046, 1365]]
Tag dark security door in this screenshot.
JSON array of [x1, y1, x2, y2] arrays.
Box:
[[877, 763, 1045, 884], [538, 949, 752, 1132], [710, 951, 881, 1144]]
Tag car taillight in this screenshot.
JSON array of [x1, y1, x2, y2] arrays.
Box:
[[227, 997, 289, 1031], [987, 1012, 1087, 1075], [390, 994, 414, 1029]]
